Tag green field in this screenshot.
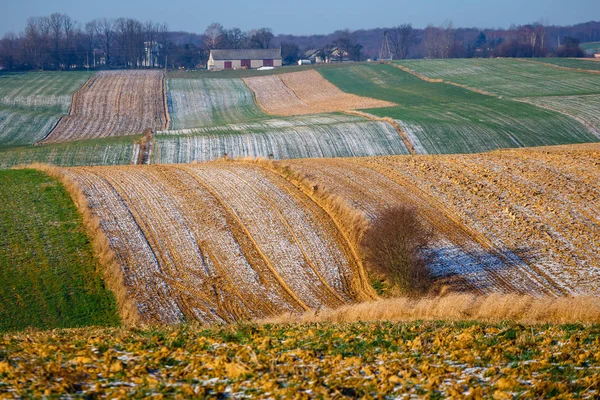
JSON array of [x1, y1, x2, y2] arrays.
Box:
[[396, 58, 600, 97], [1, 321, 598, 397], [167, 78, 266, 129], [0, 72, 91, 146], [319, 64, 595, 154], [531, 58, 600, 71], [581, 42, 600, 52], [0, 135, 140, 169], [0, 169, 119, 332], [167, 63, 348, 79]]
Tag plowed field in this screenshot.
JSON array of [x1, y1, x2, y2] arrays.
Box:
[[63, 164, 371, 325], [282, 146, 600, 296], [243, 70, 394, 115], [41, 71, 167, 143]]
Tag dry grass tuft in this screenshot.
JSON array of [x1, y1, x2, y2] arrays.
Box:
[[20, 164, 140, 326], [264, 293, 600, 325]]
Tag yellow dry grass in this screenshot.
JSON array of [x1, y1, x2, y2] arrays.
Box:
[[243, 70, 394, 116], [264, 293, 600, 325]]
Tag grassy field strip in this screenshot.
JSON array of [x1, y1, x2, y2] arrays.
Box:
[[523, 58, 600, 73], [522, 94, 600, 136], [0, 136, 139, 169], [396, 58, 600, 97], [166, 78, 266, 129], [0, 169, 119, 332], [2, 322, 598, 397], [243, 70, 394, 116], [0, 72, 91, 146], [41, 71, 167, 144], [348, 150, 600, 296], [0, 109, 61, 146], [153, 120, 408, 163], [319, 64, 594, 154], [62, 164, 364, 325]]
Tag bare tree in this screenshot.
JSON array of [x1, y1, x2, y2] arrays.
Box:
[[249, 27, 274, 49], [203, 22, 224, 50], [223, 28, 248, 49], [94, 18, 114, 66], [388, 24, 418, 59]]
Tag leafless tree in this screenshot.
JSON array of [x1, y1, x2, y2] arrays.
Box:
[[203, 22, 224, 50], [249, 27, 274, 49], [223, 28, 248, 49], [388, 24, 418, 59], [94, 18, 114, 66]]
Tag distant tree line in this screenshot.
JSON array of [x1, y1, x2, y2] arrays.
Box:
[[1, 14, 599, 71]]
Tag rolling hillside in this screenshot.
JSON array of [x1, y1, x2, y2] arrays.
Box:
[[320, 64, 595, 153], [9, 144, 593, 327]]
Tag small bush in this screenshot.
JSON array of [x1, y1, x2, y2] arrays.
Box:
[[361, 206, 433, 295]]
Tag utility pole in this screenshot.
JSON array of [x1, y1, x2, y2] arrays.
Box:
[[87, 52, 89, 73], [165, 54, 168, 73]]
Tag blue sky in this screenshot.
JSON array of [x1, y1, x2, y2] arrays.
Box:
[[1, 0, 599, 36]]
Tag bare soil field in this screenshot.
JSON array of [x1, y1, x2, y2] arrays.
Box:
[[60, 163, 372, 325], [41, 71, 167, 143], [243, 70, 394, 115]]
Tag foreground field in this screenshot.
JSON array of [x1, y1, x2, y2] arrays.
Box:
[[0, 322, 598, 397], [41, 71, 168, 143], [0, 170, 119, 332], [320, 64, 595, 154], [243, 70, 394, 116], [0, 71, 91, 146]]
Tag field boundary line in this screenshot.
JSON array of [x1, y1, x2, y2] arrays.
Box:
[[162, 72, 171, 130], [224, 165, 348, 305], [244, 159, 378, 301], [22, 164, 141, 326], [35, 72, 97, 145], [514, 57, 600, 75], [174, 165, 311, 312], [344, 110, 417, 155], [241, 78, 272, 116]]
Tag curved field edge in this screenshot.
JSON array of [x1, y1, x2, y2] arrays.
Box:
[[0, 169, 120, 332], [25, 165, 140, 326]]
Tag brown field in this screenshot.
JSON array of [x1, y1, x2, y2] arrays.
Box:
[[40, 71, 167, 144], [36, 144, 599, 325], [243, 70, 394, 115]]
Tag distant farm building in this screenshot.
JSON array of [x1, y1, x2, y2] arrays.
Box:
[[207, 49, 282, 70], [595, 53, 600, 59]]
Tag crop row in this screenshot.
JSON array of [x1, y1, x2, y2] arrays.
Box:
[[63, 164, 365, 324], [41, 71, 168, 144], [166, 78, 265, 129], [153, 120, 408, 163]]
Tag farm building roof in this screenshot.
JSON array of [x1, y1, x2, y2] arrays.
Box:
[[210, 49, 282, 60]]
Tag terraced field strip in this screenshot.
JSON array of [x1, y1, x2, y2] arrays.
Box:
[[319, 64, 594, 154], [153, 116, 408, 164], [166, 78, 266, 129], [523, 94, 600, 135], [41, 71, 168, 144], [396, 58, 600, 97], [243, 70, 394, 116], [0, 71, 91, 146], [0, 169, 119, 332], [331, 148, 599, 296], [63, 164, 366, 324], [523, 58, 600, 73], [0, 136, 140, 169]]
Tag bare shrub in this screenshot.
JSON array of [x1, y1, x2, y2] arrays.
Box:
[[361, 206, 433, 295]]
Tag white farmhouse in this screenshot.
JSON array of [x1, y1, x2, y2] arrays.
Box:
[[207, 49, 282, 70]]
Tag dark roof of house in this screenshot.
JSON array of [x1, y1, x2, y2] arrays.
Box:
[[210, 49, 282, 60]]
